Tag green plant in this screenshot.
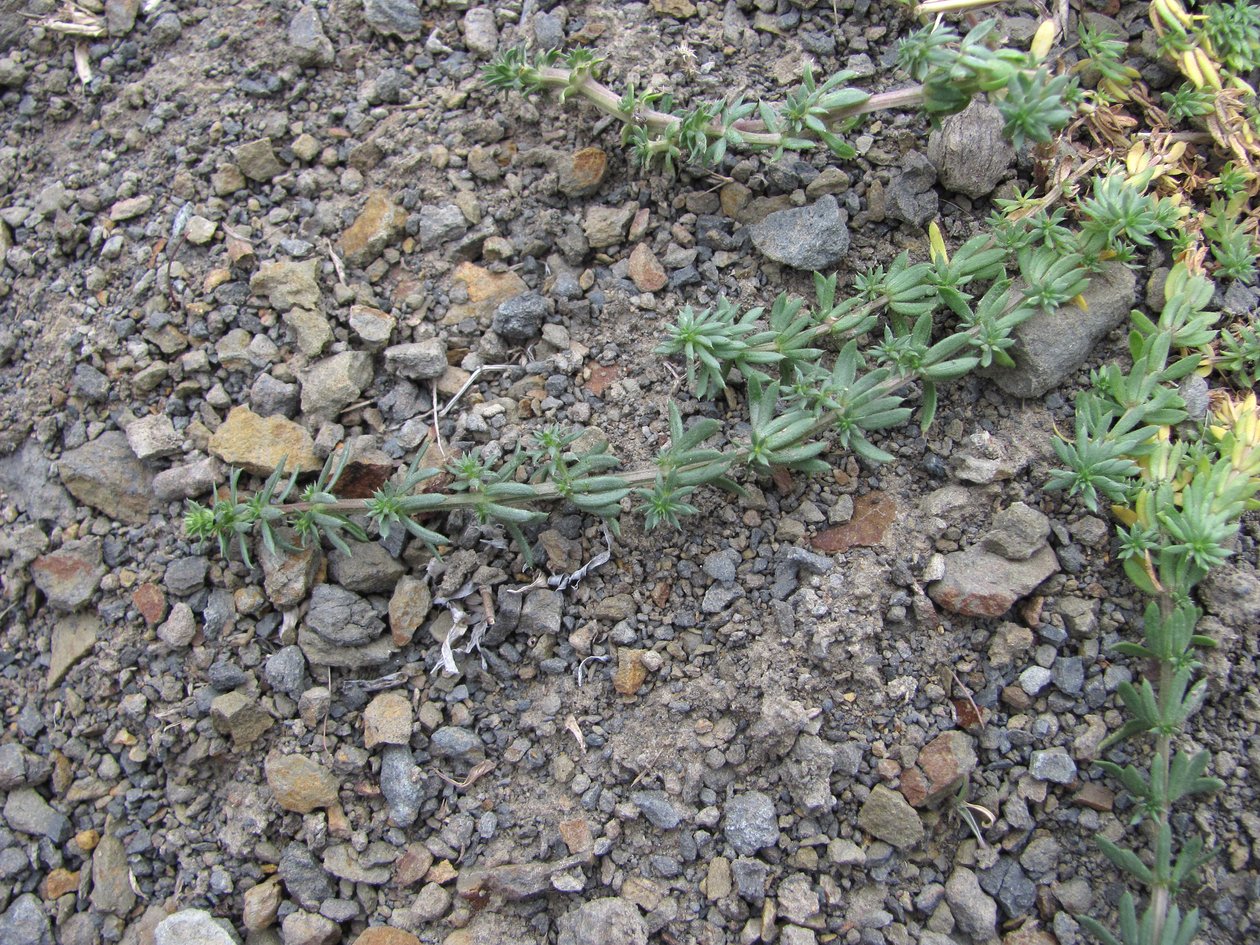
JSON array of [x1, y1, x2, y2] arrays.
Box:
[[484, 19, 1076, 175], [1049, 262, 1260, 945]]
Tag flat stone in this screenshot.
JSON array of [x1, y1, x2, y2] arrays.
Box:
[[306, 583, 384, 645], [46, 613, 100, 688], [234, 138, 285, 182], [109, 195, 153, 221], [90, 832, 135, 916], [58, 431, 154, 524], [265, 753, 340, 813], [982, 502, 1051, 561], [557, 897, 647, 945], [282, 911, 339, 945], [324, 844, 392, 885], [945, 867, 997, 942], [0, 440, 73, 522], [558, 148, 607, 197], [583, 205, 634, 248], [208, 406, 320, 476], [32, 538, 104, 612], [364, 0, 424, 39], [364, 692, 413, 748], [340, 190, 406, 267], [929, 545, 1059, 618], [983, 262, 1137, 397], [631, 791, 680, 830], [748, 195, 850, 270], [211, 690, 274, 747], [348, 305, 396, 349], [126, 414, 182, 461], [157, 603, 197, 647], [462, 6, 498, 57], [388, 576, 431, 646], [260, 533, 322, 608], [3, 788, 69, 842], [184, 215, 217, 245], [352, 930, 421, 945], [0, 894, 52, 945], [298, 626, 395, 668], [251, 259, 321, 312], [282, 308, 332, 357], [385, 339, 448, 380], [416, 203, 467, 249], [279, 843, 334, 910], [627, 243, 667, 292], [857, 784, 924, 849], [288, 4, 334, 67], [300, 351, 373, 419], [901, 731, 977, 807], [1030, 747, 1077, 784], [723, 791, 779, 855]]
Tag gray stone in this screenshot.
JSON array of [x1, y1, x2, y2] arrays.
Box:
[[857, 784, 924, 850], [730, 857, 769, 904], [3, 788, 69, 842], [983, 502, 1051, 561], [1020, 835, 1063, 877], [492, 292, 549, 344], [557, 897, 647, 945], [297, 627, 395, 669], [47, 612, 100, 688], [31, 538, 104, 611], [747, 195, 850, 270], [91, 832, 136, 916], [702, 550, 738, 583], [384, 340, 448, 381], [234, 138, 285, 183], [979, 857, 1036, 919], [300, 351, 373, 419], [885, 151, 939, 227], [73, 363, 109, 401], [58, 431, 154, 524], [149, 10, 182, 44], [583, 205, 634, 248], [631, 791, 680, 830], [380, 744, 422, 827], [264, 646, 308, 698], [0, 894, 52, 945], [250, 373, 300, 418], [281, 911, 338, 945], [261, 533, 322, 608], [251, 260, 320, 312], [322, 844, 391, 885], [126, 414, 181, 461], [431, 726, 483, 763], [946, 866, 998, 941], [0, 743, 33, 789], [519, 589, 562, 636], [416, 203, 467, 248], [0, 440, 73, 521], [1199, 564, 1260, 630], [279, 843, 333, 910], [288, 4, 334, 68], [929, 545, 1059, 619], [534, 12, 565, 48], [154, 458, 220, 502], [154, 909, 239, 945], [328, 540, 404, 594], [1019, 665, 1052, 696], [1030, 747, 1078, 784], [462, 7, 498, 57], [928, 100, 1015, 199], [305, 584, 384, 645], [1052, 656, 1085, 695], [166, 556, 208, 595], [783, 734, 837, 813], [364, 0, 423, 39], [158, 603, 197, 647], [984, 262, 1137, 397], [723, 791, 780, 855]]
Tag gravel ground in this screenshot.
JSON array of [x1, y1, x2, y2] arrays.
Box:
[[1, 1, 1258, 944]]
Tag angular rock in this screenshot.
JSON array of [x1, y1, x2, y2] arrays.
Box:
[[251, 259, 321, 312], [388, 576, 431, 646], [885, 151, 939, 227], [583, 205, 634, 248], [261, 533, 322, 608], [431, 726, 483, 763], [234, 138, 285, 183], [901, 731, 978, 807], [363, 0, 423, 39], [341, 190, 406, 267], [328, 540, 404, 594], [983, 502, 1051, 561], [857, 784, 924, 849], [492, 292, 548, 344], [105, 0, 140, 36], [983, 262, 1137, 397], [416, 204, 467, 249], [631, 791, 680, 830], [364, 692, 412, 748], [558, 148, 607, 198], [557, 897, 647, 945], [126, 413, 182, 461], [783, 734, 837, 813], [280, 843, 334, 910], [264, 645, 308, 698], [158, 603, 197, 647], [946, 867, 998, 942], [748, 195, 850, 270], [109, 195, 154, 222], [928, 101, 1015, 199], [723, 791, 779, 855], [324, 844, 391, 885], [379, 744, 422, 827], [456, 852, 594, 902], [627, 243, 667, 292], [462, 7, 498, 57], [282, 911, 339, 945], [265, 753, 340, 813], [47, 613, 100, 688], [1029, 747, 1077, 784], [211, 690, 274, 747], [384, 340, 448, 381], [243, 878, 282, 931], [31, 538, 103, 612], [90, 832, 135, 916], [0, 894, 52, 945], [306, 583, 384, 645], [348, 305, 396, 349], [929, 544, 1059, 618], [58, 431, 154, 524], [300, 351, 373, 419], [208, 406, 320, 475], [3, 788, 70, 842], [0, 440, 73, 521], [298, 627, 395, 668], [288, 4, 334, 67], [1198, 564, 1260, 630]]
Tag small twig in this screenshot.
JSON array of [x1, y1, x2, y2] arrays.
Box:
[[576, 654, 608, 688], [325, 238, 347, 286], [565, 714, 587, 755], [431, 381, 446, 459], [948, 666, 986, 731], [434, 758, 495, 790]]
